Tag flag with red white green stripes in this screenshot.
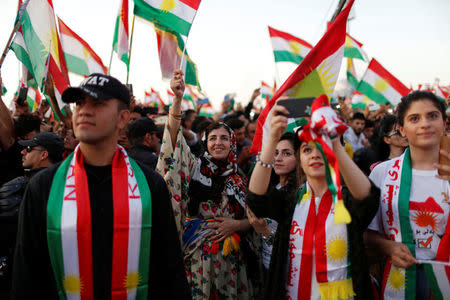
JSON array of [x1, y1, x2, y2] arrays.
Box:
[[268, 26, 313, 64], [112, 0, 130, 68], [357, 58, 410, 106], [134, 0, 202, 37], [344, 34, 367, 61]]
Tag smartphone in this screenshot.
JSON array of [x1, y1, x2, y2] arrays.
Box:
[[277, 97, 315, 118], [439, 134, 450, 176]]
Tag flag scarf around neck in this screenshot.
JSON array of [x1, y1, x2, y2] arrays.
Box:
[[268, 26, 313, 64], [47, 145, 152, 299], [134, 0, 201, 37], [286, 184, 354, 300], [11, 0, 70, 114], [58, 17, 108, 76], [113, 0, 130, 68], [251, 0, 354, 156], [344, 34, 366, 61], [297, 95, 350, 225], [153, 23, 200, 87], [379, 148, 450, 299], [357, 58, 410, 106]]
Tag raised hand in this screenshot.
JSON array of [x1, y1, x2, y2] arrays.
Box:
[[269, 105, 289, 143], [170, 69, 185, 102]]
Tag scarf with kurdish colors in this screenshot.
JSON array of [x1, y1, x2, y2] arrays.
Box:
[[379, 148, 450, 300], [47, 145, 152, 299]]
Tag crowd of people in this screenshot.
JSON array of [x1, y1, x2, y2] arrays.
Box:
[[0, 70, 449, 300]]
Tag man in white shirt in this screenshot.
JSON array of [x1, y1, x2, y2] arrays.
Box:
[[343, 112, 368, 152]]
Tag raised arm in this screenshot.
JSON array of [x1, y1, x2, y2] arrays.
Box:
[[332, 137, 372, 200], [0, 72, 15, 150], [248, 105, 289, 195], [168, 70, 185, 149]]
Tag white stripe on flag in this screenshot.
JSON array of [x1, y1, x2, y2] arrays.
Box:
[[117, 20, 129, 58], [363, 69, 403, 106], [144, 0, 196, 23], [60, 35, 85, 58], [271, 37, 311, 57]]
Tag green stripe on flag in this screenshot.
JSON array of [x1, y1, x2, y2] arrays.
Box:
[[134, 0, 191, 36], [344, 48, 364, 61], [47, 152, 74, 299], [398, 148, 416, 299], [357, 81, 391, 105], [347, 71, 359, 89], [423, 264, 444, 300], [273, 50, 303, 64], [129, 158, 152, 299], [9, 42, 35, 81], [112, 15, 129, 67], [64, 53, 90, 76]]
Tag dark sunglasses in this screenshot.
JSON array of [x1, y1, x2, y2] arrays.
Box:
[[25, 146, 44, 153], [386, 129, 401, 138]]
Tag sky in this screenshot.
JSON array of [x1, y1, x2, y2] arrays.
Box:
[[0, 0, 449, 110]]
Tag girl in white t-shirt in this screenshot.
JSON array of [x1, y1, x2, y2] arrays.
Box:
[[365, 91, 450, 299]]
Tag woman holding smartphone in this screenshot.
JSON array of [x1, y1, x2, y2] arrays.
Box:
[[247, 104, 380, 300]]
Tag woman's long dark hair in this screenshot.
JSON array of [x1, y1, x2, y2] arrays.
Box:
[[270, 132, 301, 189], [375, 114, 398, 162]]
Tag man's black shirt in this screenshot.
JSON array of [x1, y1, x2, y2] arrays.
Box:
[[11, 159, 191, 299]]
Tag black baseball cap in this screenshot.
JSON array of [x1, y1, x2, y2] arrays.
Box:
[[18, 132, 64, 162], [62, 73, 131, 106]]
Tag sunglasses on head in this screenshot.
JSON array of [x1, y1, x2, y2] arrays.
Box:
[[386, 129, 401, 138]]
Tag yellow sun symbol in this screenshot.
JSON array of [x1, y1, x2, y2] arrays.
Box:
[[316, 59, 338, 96], [63, 274, 82, 294], [82, 47, 91, 60], [344, 36, 353, 48], [289, 41, 302, 55], [374, 79, 389, 93], [301, 188, 311, 202], [387, 267, 405, 292], [326, 235, 347, 263], [161, 0, 177, 12], [124, 272, 140, 291], [412, 211, 438, 230]]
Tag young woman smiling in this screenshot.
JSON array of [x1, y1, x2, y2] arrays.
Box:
[[247, 105, 380, 300]]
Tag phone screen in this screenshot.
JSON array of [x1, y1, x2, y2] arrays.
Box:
[[277, 97, 314, 118]]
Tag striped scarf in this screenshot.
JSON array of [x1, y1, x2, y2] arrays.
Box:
[[47, 145, 152, 299]]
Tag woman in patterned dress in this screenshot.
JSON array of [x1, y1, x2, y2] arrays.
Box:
[[156, 70, 255, 299]]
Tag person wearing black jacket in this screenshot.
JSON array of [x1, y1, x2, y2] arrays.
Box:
[[11, 74, 190, 299]]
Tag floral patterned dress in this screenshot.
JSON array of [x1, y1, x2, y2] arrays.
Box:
[[156, 124, 252, 300]]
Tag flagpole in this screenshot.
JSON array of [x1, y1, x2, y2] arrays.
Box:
[[108, 46, 113, 75], [126, 14, 136, 84], [0, 0, 31, 69], [179, 2, 202, 77]]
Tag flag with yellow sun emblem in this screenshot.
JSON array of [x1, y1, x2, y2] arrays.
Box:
[[134, 0, 202, 37], [251, 0, 354, 155], [268, 26, 313, 64], [357, 58, 410, 106]]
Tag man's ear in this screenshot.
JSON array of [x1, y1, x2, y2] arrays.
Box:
[[40, 150, 49, 162], [118, 109, 130, 131]]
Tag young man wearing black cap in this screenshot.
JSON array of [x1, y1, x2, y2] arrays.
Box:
[[0, 132, 64, 297], [11, 74, 191, 299]]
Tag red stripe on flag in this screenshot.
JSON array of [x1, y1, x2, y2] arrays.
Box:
[[368, 59, 410, 96], [75, 151, 94, 298], [268, 26, 313, 48], [120, 0, 129, 34], [111, 149, 129, 299], [298, 193, 316, 299], [48, 56, 68, 95], [315, 190, 333, 283], [179, 0, 201, 10], [251, 1, 353, 155], [58, 18, 108, 74], [346, 33, 363, 48]]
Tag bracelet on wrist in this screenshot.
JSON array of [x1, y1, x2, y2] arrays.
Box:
[[256, 153, 275, 168], [169, 110, 182, 120]]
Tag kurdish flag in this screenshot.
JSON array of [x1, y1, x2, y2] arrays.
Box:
[[11, 0, 70, 113], [268, 26, 313, 64], [27, 85, 42, 112], [357, 58, 410, 106], [58, 18, 107, 76], [436, 86, 449, 102], [346, 58, 359, 89], [344, 34, 366, 61], [351, 91, 379, 110], [112, 0, 129, 68], [261, 81, 274, 102], [154, 23, 199, 87], [251, 0, 354, 155], [134, 0, 201, 37]]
